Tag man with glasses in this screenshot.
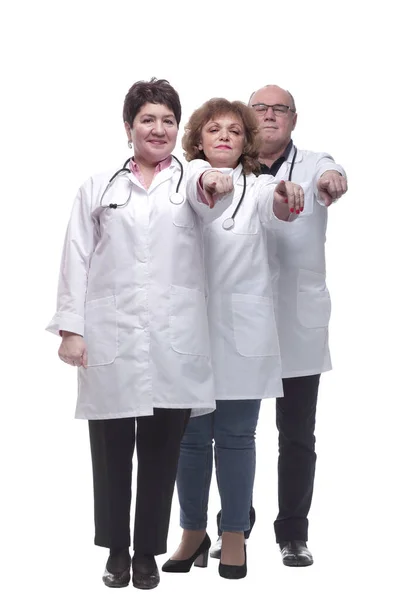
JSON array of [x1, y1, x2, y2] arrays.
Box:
[[211, 85, 347, 567]]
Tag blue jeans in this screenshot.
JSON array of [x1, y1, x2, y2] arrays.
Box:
[[176, 399, 261, 533]]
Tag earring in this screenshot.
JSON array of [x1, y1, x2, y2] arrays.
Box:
[[128, 141, 133, 149]]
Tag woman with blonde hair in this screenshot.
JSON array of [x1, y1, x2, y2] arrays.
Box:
[[162, 98, 304, 579]]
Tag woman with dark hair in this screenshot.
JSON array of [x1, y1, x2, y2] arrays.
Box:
[[162, 99, 304, 579], [46, 80, 232, 590]]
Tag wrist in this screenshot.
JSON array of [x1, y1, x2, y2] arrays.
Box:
[[61, 331, 82, 338]]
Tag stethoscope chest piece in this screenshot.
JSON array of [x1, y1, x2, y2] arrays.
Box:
[[222, 217, 235, 231], [170, 192, 184, 205], [221, 171, 246, 231]]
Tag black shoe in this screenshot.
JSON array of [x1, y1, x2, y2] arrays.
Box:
[[132, 554, 160, 590], [210, 536, 222, 559], [102, 548, 131, 588], [219, 544, 247, 580], [162, 534, 211, 573], [279, 541, 313, 567]]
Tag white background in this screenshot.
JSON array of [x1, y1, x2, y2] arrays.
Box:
[[1, 0, 403, 598]]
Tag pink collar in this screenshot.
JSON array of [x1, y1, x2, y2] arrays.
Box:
[[129, 156, 172, 187]]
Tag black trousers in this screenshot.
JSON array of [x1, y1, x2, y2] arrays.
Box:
[[274, 374, 320, 542], [216, 375, 320, 543], [88, 408, 191, 555]]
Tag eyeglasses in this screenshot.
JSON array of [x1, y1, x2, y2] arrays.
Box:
[[251, 103, 295, 116]]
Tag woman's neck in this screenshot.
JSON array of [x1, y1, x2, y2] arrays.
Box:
[[133, 155, 165, 189], [209, 159, 239, 169]]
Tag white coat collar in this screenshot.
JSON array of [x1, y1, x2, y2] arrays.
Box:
[[286, 145, 303, 164], [233, 163, 255, 186], [125, 155, 181, 191]]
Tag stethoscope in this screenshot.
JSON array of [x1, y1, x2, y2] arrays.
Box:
[[222, 172, 247, 230], [99, 155, 184, 209], [221, 146, 297, 231]]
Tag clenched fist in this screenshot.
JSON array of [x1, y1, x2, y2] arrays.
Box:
[[317, 170, 348, 206], [58, 331, 88, 368], [273, 180, 305, 220], [201, 171, 234, 208]]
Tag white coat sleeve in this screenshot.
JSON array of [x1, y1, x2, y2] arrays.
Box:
[[185, 159, 234, 224], [314, 153, 347, 205], [46, 181, 98, 337]]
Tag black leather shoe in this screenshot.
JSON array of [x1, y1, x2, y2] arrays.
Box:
[[279, 541, 313, 567], [210, 536, 222, 559], [102, 548, 131, 588], [219, 544, 247, 579], [132, 554, 160, 590], [162, 534, 211, 573]]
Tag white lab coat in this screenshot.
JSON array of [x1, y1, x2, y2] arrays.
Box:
[[268, 146, 346, 378], [47, 158, 231, 420], [188, 160, 284, 400]]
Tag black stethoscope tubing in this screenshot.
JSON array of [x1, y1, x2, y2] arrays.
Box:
[[288, 146, 297, 183]]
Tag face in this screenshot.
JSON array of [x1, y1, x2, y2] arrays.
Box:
[[199, 113, 245, 169], [125, 102, 178, 165], [249, 86, 297, 151]]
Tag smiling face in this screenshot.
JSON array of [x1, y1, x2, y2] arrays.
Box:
[[199, 113, 245, 168], [125, 102, 178, 166], [249, 86, 297, 153]]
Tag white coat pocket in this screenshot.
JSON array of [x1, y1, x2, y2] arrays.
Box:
[[172, 201, 195, 228], [297, 269, 331, 328], [84, 296, 118, 366], [169, 285, 210, 357], [232, 293, 280, 357]]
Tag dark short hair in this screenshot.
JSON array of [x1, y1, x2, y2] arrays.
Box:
[[123, 78, 181, 126], [182, 98, 261, 175]]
